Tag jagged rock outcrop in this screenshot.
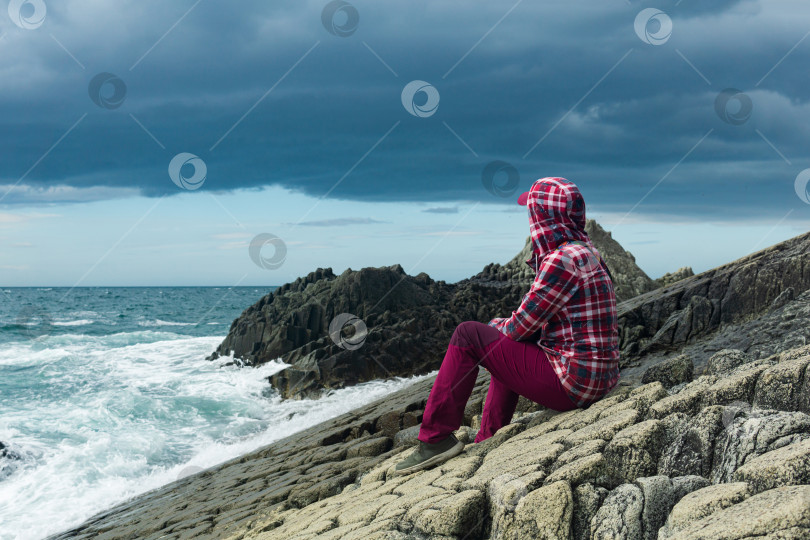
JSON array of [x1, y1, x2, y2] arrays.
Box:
[[640, 353, 694, 388], [465, 220, 659, 303], [617, 231, 810, 370], [0, 440, 14, 459], [654, 267, 695, 288], [213, 224, 810, 400], [621, 285, 810, 391], [48, 344, 810, 540], [210, 264, 467, 399], [210, 219, 659, 398], [584, 220, 660, 301], [0, 440, 22, 481]]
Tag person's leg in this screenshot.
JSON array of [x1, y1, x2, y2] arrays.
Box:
[[475, 376, 520, 443], [474, 327, 578, 442], [417, 321, 503, 444], [419, 320, 577, 444]]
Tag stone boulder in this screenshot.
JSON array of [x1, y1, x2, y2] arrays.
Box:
[[505, 480, 573, 540], [706, 349, 753, 375], [752, 354, 810, 411], [699, 359, 777, 407], [640, 353, 694, 388], [711, 409, 810, 483], [410, 489, 485, 537], [662, 485, 810, 539], [732, 438, 810, 494], [634, 476, 676, 540], [603, 420, 666, 484], [658, 482, 751, 539], [572, 483, 609, 540], [590, 483, 643, 540], [658, 406, 724, 478]]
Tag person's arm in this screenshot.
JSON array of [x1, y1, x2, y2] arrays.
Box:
[[488, 250, 580, 341]]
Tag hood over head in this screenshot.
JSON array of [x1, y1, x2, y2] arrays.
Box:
[[518, 177, 594, 272]]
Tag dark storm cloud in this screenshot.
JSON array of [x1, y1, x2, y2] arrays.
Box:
[[1, 0, 808, 221]]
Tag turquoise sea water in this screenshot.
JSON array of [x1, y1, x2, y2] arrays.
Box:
[[0, 287, 430, 540]]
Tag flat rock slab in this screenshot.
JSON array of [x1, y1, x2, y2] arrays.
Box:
[[659, 482, 751, 539], [669, 485, 810, 540], [563, 409, 640, 448], [733, 437, 810, 494]]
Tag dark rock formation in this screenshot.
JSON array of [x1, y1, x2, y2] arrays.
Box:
[[0, 440, 23, 482], [212, 222, 809, 401], [209, 264, 466, 399], [621, 285, 810, 388], [641, 354, 694, 388], [617, 231, 810, 367], [584, 220, 660, 301], [654, 267, 695, 288], [0, 440, 20, 461], [210, 219, 660, 398]]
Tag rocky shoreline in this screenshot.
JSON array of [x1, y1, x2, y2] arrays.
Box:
[[46, 341, 810, 539], [46, 226, 810, 539]]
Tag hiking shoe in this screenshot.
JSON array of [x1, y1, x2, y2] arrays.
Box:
[[393, 433, 465, 476]]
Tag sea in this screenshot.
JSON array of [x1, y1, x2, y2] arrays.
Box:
[[0, 287, 431, 540]]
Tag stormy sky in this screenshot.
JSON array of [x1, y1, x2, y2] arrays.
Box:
[[0, 0, 808, 286]]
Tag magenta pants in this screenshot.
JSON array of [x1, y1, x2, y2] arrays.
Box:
[[418, 321, 578, 444]]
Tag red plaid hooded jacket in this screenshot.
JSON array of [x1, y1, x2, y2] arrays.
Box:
[[488, 177, 620, 407]]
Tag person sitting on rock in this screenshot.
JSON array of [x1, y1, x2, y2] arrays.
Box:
[[395, 177, 621, 476]]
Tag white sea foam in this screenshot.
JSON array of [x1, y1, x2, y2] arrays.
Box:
[[52, 319, 95, 326], [137, 319, 195, 327], [0, 332, 432, 540]]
